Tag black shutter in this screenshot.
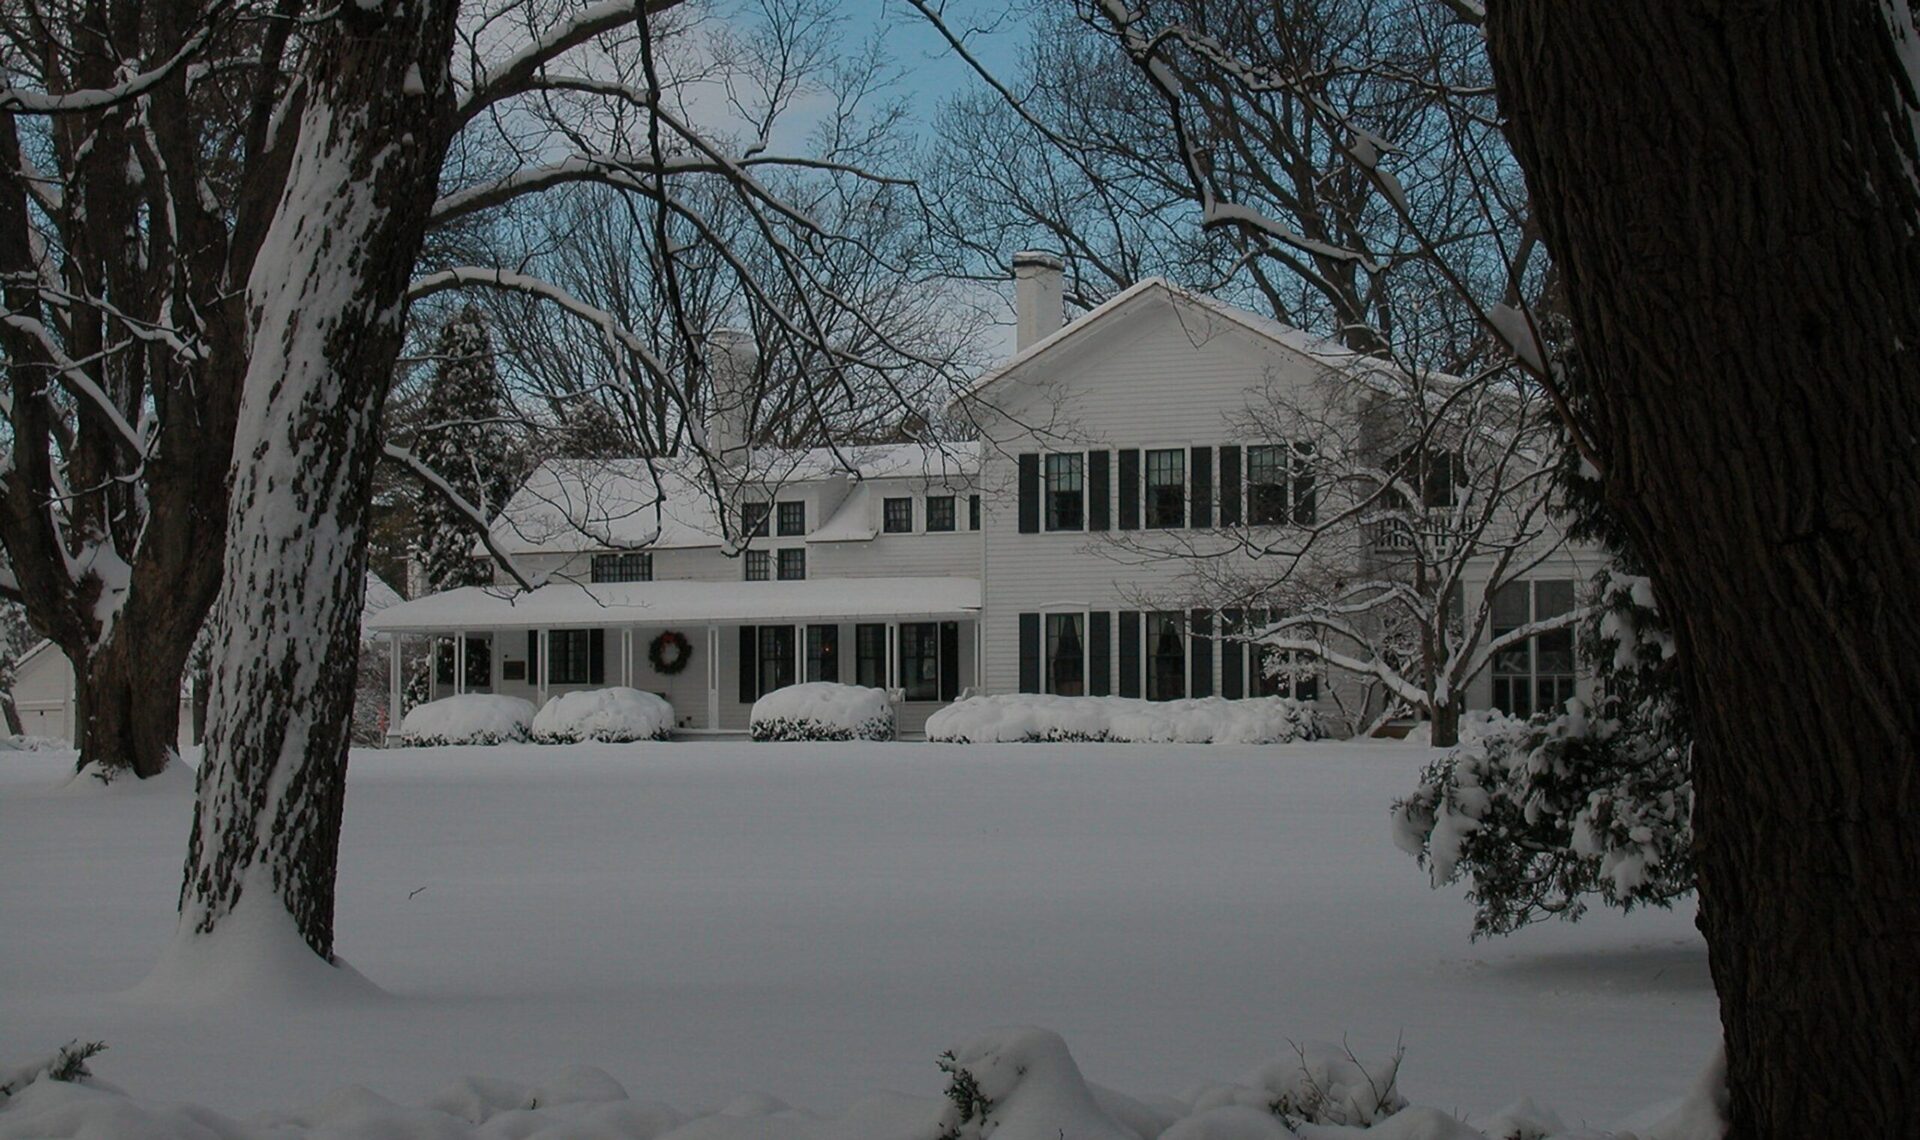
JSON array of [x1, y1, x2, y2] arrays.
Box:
[[1293, 441, 1318, 525], [1018, 613, 1041, 693], [1017, 454, 1040, 533], [526, 631, 539, 680], [1191, 446, 1213, 528], [1219, 446, 1242, 526], [969, 494, 981, 530], [1221, 608, 1244, 699], [1089, 611, 1112, 696], [1087, 450, 1111, 531], [1190, 609, 1213, 698], [1118, 449, 1140, 530], [939, 622, 960, 700], [738, 625, 758, 704], [1118, 610, 1141, 698], [588, 629, 606, 685]]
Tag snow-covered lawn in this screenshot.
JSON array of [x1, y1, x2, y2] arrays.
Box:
[[0, 741, 1716, 1135]]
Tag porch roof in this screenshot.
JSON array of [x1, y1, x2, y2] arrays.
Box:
[[366, 576, 982, 633]]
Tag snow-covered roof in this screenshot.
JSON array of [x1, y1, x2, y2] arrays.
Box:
[[366, 576, 982, 633], [956, 278, 1396, 405], [487, 443, 981, 555]]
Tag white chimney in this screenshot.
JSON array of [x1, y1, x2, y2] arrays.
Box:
[[1013, 251, 1064, 352], [704, 328, 756, 465]]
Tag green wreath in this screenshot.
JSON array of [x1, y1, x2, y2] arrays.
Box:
[[649, 629, 694, 675]]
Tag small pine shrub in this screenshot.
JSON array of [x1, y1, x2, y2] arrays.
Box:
[[1, 1040, 107, 1102], [933, 1050, 995, 1140]]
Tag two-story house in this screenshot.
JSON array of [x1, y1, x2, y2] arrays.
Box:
[[367, 253, 1601, 736]]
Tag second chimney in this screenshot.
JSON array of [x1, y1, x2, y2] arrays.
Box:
[[1013, 251, 1064, 352], [704, 327, 756, 466]]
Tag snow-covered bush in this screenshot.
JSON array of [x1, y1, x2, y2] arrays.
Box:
[[932, 1028, 1139, 1140], [0, 1040, 105, 1102], [398, 694, 536, 747], [1392, 567, 1693, 937], [532, 688, 674, 743], [0, 735, 65, 752], [1184, 1040, 1408, 1130], [926, 695, 1318, 745], [750, 682, 895, 741]]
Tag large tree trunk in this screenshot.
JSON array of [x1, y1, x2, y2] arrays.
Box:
[[179, 1, 458, 961], [74, 635, 181, 779], [1484, 4, 1920, 1136]]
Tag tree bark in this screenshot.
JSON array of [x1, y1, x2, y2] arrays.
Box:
[[1484, 4, 1920, 1135], [179, 0, 459, 961]]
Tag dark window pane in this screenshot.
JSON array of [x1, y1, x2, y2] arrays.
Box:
[[1247, 445, 1287, 525], [1045, 613, 1085, 696], [927, 495, 956, 532], [742, 502, 770, 537], [744, 550, 770, 581], [855, 623, 887, 688], [1045, 453, 1084, 531], [900, 622, 939, 700], [776, 501, 805, 536], [758, 626, 795, 694], [969, 494, 981, 530], [591, 552, 652, 582], [1145, 449, 1184, 528], [777, 548, 806, 580], [1147, 612, 1185, 700], [883, 497, 914, 533]]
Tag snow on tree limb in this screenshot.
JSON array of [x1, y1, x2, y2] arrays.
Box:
[[381, 443, 544, 592]]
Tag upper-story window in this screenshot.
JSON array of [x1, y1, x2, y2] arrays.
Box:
[[1045, 452, 1084, 531], [1246, 442, 1316, 526], [926, 495, 957, 532], [776, 500, 806, 536], [744, 550, 770, 581], [777, 548, 807, 580], [742, 501, 770, 538], [590, 552, 653, 583], [1144, 448, 1185, 528], [883, 496, 914, 533]]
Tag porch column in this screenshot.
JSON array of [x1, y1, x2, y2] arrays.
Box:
[[705, 622, 719, 729], [621, 627, 633, 689], [538, 628, 550, 707], [386, 633, 404, 743], [454, 630, 467, 695], [886, 620, 899, 689], [974, 619, 984, 693]]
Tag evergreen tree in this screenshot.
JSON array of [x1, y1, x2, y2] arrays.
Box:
[[409, 307, 521, 593]]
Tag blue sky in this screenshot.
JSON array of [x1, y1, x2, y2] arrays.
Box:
[[834, 0, 1037, 132]]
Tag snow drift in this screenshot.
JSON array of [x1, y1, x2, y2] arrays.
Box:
[[532, 687, 674, 743], [750, 682, 895, 741], [926, 695, 1318, 744], [398, 694, 536, 746]]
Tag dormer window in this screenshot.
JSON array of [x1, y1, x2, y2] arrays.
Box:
[[1045, 453, 1084, 530], [883, 497, 914, 533], [776, 500, 806, 536], [927, 495, 956, 532], [590, 552, 652, 583], [742, 501, 770, 538]]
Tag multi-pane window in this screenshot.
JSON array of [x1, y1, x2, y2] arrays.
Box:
[[434, 635, 493, 691], [1045, 613, 1085, 697], [806, 624, 838, 682], [1146, 612, 1185, 701], [757, 625, 796, 695], [776, 501, 806, 536], [1243, 610, 1319, 701], [899, 622, 940, 701], [548, 629, 599, 685], [1044, 452, 1084, 531], [968, 494, 981, 530], [926, 495, 957, 532], [855, 623, 887, 688], [742, 501, 770, 538], [744, 550, 770, 581], [590, 552, 652, 583], [1491, 579, 1578, 718], [1144, 449, 1185, 528], [1247, 443, 1317, 527], [777, 548, 806, 580], [883, 496, 914, 533]]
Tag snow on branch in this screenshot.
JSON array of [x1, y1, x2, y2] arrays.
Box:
[[380, 444, 545, 593], [455, 1, 684, 128], [0, 24, 214, 115], [0, 315, 147, 455]]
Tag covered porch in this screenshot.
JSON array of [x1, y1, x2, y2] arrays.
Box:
[[365, 577, 983, 738]]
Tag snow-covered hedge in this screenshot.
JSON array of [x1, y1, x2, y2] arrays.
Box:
[[532, 687, 674, 743], [398, 694, 536, 746], [0, 735, 66, 752], [925, 695, 1318, 745], [749, 682, 895, 741]]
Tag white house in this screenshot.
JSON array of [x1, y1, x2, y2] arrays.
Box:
[[368, 253, 1602, 736]]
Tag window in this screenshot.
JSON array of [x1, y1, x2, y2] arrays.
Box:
[[1146, 612, 1185, 701], [776, 500, 806, 536], [1491, 579, 1578, 718], [590, 552, 652, 583], [899, 622, 940, 700], [1044, 453, 1084, 530], [855, 623, 887, 688], [1244, 611, 1318, 701], [434, 635, 492, 691], [1247, 443, 1318, 527], [883, 496, 914, 533], [547, 629, 601, 685], [744, 550, 770, 581], [742, 501, 770, 538], [968, 494, 981, 531], [777, 547, 806, 580], [926, 495, 957, 532], [757, 625, 796, 695], [806, 624, 838, 682], [1145, 449, 1185, 528], [1045, 613, 1085, 697]]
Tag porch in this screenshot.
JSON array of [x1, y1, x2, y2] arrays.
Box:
[[365, 577, 983, 738]]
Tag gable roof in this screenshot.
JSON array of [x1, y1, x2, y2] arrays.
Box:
[[956, 277, 1393, 406]]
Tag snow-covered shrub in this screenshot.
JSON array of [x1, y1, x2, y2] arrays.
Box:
[[532, 687, 674, 743], [0, 735, 65, 752], [1184, 1041, 1407, 1131], [932, 1028, 1139, 1140], [926, 695, 1318, 745], [0, 1040, 105, 1102], [750, 682, 895, 741], [1392, 567, 1693, 937], [398, 694, 536, 746]]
